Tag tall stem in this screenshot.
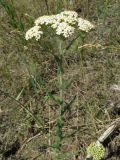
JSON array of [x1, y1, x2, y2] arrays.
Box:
[[54, 39, 64, 152], [58, 40, 63, 116]]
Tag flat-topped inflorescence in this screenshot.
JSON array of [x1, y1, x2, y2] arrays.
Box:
[[25, 25, 43, 41], [25, 11, 94, 40], [78, 18, 95, 32]]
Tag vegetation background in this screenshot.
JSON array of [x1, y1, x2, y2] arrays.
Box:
[[0, 0, 120, 159]]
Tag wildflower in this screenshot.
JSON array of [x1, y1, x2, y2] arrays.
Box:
[[56, 11, 78, 25], [78, 17, 94, 32], [35, 15, 56, 26], [25, 26, 43, 41], [55, 22, 75, 38], [25, 11, 94, 40]]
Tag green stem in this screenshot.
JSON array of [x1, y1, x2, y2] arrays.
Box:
[[59, 43, 63, 108], [58, 39, 64, 118], [53, 39, 64, 151]]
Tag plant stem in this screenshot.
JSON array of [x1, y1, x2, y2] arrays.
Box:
[[53, 39, 64, 151], [58, 40, 63, 116]]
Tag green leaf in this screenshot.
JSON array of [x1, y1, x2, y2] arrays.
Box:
[[15, 88, 24, 101], [48, 91, 62, 105], [61, 95, 76, 115]]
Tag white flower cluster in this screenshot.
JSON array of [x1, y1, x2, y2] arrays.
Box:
[[55, 11, 78, 25], [35, 11, 78, 26], [35, 15, 56, 26], [55, 22, 75, 38], [78, 18, 95, 32], [25, 26, 43, 41], [25, 11, 94, 40]]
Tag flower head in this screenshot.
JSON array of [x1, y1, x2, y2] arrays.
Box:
[[56, 11, 78, 25], [78, 17, 94, 32], [55, 22, 75, 38], [35, 15, 56, 26], [87, 142, 105, 160], [25, 26, 43, 41], [25, 11, 94, 40]]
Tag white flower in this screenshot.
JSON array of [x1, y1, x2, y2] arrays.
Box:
[[25, 26, 43, 41], [60, 11, 78, 24], [51, 11, 78, 37], [25, 11, 95, 40], [51, 21, 60, 29], [55, 22, 75, 38], [35, 15, 56, 26], [35, 11, 78, 27], [78, 18, 94, 32], [34, 11, 77, 38]]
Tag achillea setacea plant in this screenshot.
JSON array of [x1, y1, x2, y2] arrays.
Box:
[[25, 10, 94, 158]]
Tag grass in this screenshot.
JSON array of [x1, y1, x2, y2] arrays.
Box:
[[0, 0, 120, 159]]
